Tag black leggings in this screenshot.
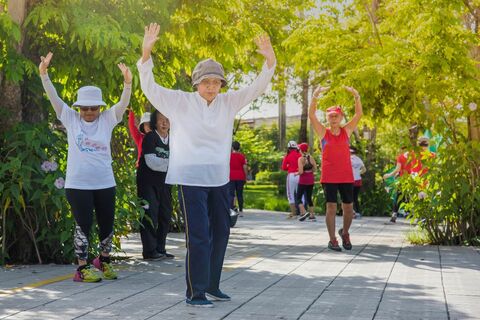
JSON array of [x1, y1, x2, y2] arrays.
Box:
[[296, 184, 314, 207], [353, 186, 361, 213], [137, 181, 172, 256], [65, 187, 116, 261], [229, 180, 245, 211]]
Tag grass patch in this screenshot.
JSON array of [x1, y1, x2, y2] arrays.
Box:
[[244, 184, 289, 212], [406, 227, 431, 245]]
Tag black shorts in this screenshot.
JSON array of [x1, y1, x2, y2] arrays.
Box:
[[322, 183, 354, 204]]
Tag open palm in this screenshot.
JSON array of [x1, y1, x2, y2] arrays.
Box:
[[143, 23, 160, 55], [255, 34, 275, 64], [118, 63, 132, 84]]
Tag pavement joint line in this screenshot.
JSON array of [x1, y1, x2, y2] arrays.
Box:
[[141, 219, 346, 320], [0, 274, 73, 296], [0, 269, 145, 320], [1, 216, 373, 320], [437, 246, 451, 320], [296, 223, 388, 320], [216, 221, 372, 320], [371, 234, 404, 320], [141, 230, 329, 319]]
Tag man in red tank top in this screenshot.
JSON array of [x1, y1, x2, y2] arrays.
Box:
[[309, 85, 363, 251]]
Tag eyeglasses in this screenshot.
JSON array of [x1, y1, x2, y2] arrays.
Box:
[[79, 106, 100, 112]]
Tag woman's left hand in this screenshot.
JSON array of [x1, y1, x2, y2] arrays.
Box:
[[118, 63, 132, 84]]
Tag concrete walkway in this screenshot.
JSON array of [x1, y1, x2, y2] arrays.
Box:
[[1, 210, 479, 319]]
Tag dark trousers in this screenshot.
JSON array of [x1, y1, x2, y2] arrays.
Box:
[[178, 183, 230, 300], [65, 187, 116, 261], [229, 180, 245, 211], [353, 186, 361, 213], [138, 179, 172, 256], [296, 184, 314, 207]]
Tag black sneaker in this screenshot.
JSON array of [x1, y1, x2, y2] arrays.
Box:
[[143, 252, 166, 261], [206, 290, 231, 301], [298, 212, 310, 221], [186, 298, 214, 308], [328, 239, 342, 252], [338, 228, 352, 250], [390, 212, 397, 223], [158, 251, 175, 259]]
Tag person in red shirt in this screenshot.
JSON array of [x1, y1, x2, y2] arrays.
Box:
[[282, 141, 302, 218], [229, 141, 248, 213], [128, 110, 151, 167], [296, 143, 318, 222], [309, 85, 362, 251], [383, 137, 436, 223]]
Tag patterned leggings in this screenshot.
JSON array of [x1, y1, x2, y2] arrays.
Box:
[[66, 187, 115, 261]]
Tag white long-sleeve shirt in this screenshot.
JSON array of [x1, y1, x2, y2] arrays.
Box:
[[41, 74, 131, 189], [137, 57, 275, 187]]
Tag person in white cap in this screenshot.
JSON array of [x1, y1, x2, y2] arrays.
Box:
[[128, 109, 151, 167], [309, 85, 362, 252], [39, 52, 132, 283], [137, 22, 276, 307], [282, 140, 301, 218]]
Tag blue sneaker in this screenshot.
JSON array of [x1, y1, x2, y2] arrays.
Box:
[[186, 298, 214, 308], [206, 290, 231, 301]]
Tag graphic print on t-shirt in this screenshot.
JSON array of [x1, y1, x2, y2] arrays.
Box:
[[155, 146, 169, 159], [75, 132, 108, 153]]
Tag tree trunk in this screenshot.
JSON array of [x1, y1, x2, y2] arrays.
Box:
[[278, 87, 287, 150], [0, 0, 27, 132], [463, 1, 480, 141], [298, 77, 309, 143]]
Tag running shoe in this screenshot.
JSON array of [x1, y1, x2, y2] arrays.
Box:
[[307, 216, 317, 222], [298, 212, 310, 221], [73, 265, 102, 283], [338, 228, 352, 250], [93, 256, 118, 280], [328, 239, 342, 252]]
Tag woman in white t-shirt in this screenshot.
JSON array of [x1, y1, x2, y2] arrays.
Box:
[[350, 147, 366, 218], [39, 52, 132, 283]]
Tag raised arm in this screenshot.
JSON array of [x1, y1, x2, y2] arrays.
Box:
[[39, 52, 67, 117], [226, 34, 276, 112], [111, 63, 132, 122], [343, 86, 362, 137], [309, 86, 329, 140], [137, 23, 180, 119], [128, 110, 143, 147]]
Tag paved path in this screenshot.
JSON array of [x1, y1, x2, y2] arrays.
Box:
[[1, 210, 479, 319]]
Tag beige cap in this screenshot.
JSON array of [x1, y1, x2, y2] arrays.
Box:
[[191, 58, 227, 87]]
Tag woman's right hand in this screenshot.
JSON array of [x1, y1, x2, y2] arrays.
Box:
[[39, 52, 53, 75]]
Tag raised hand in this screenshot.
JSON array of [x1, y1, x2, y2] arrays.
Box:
[[142, 23, 160, 62], [118, 63, 132, 84], [39, 52, 53, 75], [343, 86, 360, 98], [254, 34, 276, 68], [312, 86, 330, 98]]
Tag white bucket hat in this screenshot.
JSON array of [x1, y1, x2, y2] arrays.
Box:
[[139, 112, 151, 130], [287, 140, 298, 149], [72, 86, 106, 107]]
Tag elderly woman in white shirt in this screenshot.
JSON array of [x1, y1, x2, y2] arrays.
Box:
[[137, 23, 276, 308], [39, 52, 131, 283]]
